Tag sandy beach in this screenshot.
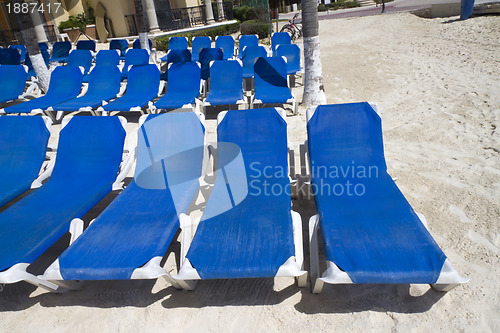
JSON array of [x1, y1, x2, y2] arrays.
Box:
[[1, 11, 499, 332]]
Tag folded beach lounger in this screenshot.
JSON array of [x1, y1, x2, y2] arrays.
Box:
[[250, 57, 298, 115], [192, 36, 211, 62], [42, 111, 206, 289], [174, 107, 306, 290], [215, 35, 235, 60], [8, 45, 26, 62], [0, 116, 51, 208], [99, 64, 160, 115], [238, 34, 258, 59], [76, 40, 96, 52], [199, 48, 223, 81], [271, 32, 291, 56], [121, 48, 150, 80], [0, 116, 129, 291], [242, 46, 267, 79], [204, 60, 246, 111], [0, 48, 22, 65], [49, 41, 72, 63], [1, 66, 83, 118], [160, 49, 191, 64], [153, 62, 201, 112], [52, 66, 122, 117], [276, 44, 301, 75], [133, 38, 153, 50], [0, 65, 28, 104], [67, 50, 93, 75], [306, 102, 468, 294], [109, 39, 129, 59]]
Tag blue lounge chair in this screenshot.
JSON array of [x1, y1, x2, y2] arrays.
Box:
[[160, 49, 191, 64], [276, 44, 301, 75], [110, 39, 129, 59], [42, 112, 205, 288], [25, 49, 51, 79], [271, 32, 291, 56], [215, 35, 235, 60], [121, 48, 149, 80], [0, 65, 28, 104], [251, 57, 297, 114], [0, 48, 22, 65], [49, 41, 72, 63], [133, 38, 153, 50], [174, 107, 306, 290], [76, 40, 96, 52], [52, 66, 122, 116], [238, 34, 258, 59], [95, 50, 120, 67], [204, 60, 246, 111], [192, 36, 211, 62], [67, 49, 93, 75], [153, 62, 201, 112], [100, 64, 159, 114], [8, 45, 26, 62], [38, 42, 49, 51], [199, 48, 223, 81], [168, 36, 188, 50], [0, 116, 51, 208], [306, 102, 468, 293], [241, 45, 267, 79], [0, 116, 129, 291], [2, 66, 83, 116]]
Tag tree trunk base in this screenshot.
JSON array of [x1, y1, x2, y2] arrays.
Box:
[[302, 36, 327, 106]]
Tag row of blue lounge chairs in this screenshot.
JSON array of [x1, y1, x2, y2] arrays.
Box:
[[0, 103, 467, 294]]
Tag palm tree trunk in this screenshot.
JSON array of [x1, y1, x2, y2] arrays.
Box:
[[15, 0, 50, 92], [133, 0, 149, 49], [301, 0, 326, 105]]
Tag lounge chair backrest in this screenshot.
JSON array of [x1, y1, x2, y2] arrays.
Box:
[[215, 35, 235, 60], [167, 62, 201, 95], [199, 48, 223, 80], [307, 103, 387, 172], [50, 41, 71, 61], [86, 65, 122, 97], [51, 116, 126, 182], [126, 64, 160, 97], [242, 45, 267, 78], [168, 36, 188, 50], [210, 60, 243, 97], [8, 45, 26, 62], [38, 42, 49, 51], [192, 36, 211, 62], [76, 40, 96, 52], [109, 39, 129, 57], [123, 48, 149, 73], [67, 49, 93, 74], [238, 34, 258, 59], [276, 44, 301, 74], [254, 57, 291, 98], [0, 48, 21, 65], [96, 50, 120, 66], [271, 32, 291, 55], [166, 49, 191, 64], [133, 38, 153, 50], [0, 65, 27, 100], [46, 66, 83, 98]]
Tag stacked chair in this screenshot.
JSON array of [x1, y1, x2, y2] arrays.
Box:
[[192, 36, 211, 62], [238, 34, 258, 59], [215, 35, 235, 60]]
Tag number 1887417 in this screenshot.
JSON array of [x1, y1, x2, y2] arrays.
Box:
[[6, 2, 62, 15]]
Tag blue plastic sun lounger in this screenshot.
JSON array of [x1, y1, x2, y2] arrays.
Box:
[[1, 66, 83, 116], [100, 64, 159, 114], [95, 50, 120, 67], [0, 116, 128, 291], [251, 57, 297, 114], [49, 41, 72, 63], [0, 48, 22, 65], [42, 112, 205, 289], [0, 116, 51, 208], [8, 45, 26, 62], [215, 36, 235, 60], [160, 49, 191, 64], [0, 65, 28, 104], [192, 36, 211, 62], [242, 46, 267, 79], [271, 32, 291, 56], [38, 42, 49, 51], [121, 48, 149, 80], [238, 34, 258, 59], [204, 60, 246, 111], [168, 36, 188, 50], [76, 40, 96, 52], [306, 102, 468, 294], [174, 107, 306, 290], [67, 50, 93, 75], [52, 66, 121, 115], [153, 62, 201, 112], [133, 38, 153, 50], [276, 44, 301, 75], [110, 39, 129, 59], [199, 48, 223, 81]]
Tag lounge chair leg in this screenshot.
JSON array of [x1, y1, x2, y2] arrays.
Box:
[[431, 283, 460, 292], [48, 280, 84, 292], [309, 214, 323, 294], [175, 279, 198, 291], [296, 273, 307, 288], [312, 277, 324, 294]]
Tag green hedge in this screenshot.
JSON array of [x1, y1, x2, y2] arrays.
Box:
[[240, 20, 270, 39], [326, 0, 361, 10], [318, 4, 328, 11], [233, 6, 269, 23], [155, 21, 240, 51]]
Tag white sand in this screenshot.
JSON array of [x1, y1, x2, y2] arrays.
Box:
[[1, 12, 499, 332]]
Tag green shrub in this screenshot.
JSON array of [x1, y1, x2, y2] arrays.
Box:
[[327, 0, 361, 10], [155, 21, 241, 51], [58, 12, 94, 33], [240, 20, 270, 39], [317, 4, 328, 11]]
